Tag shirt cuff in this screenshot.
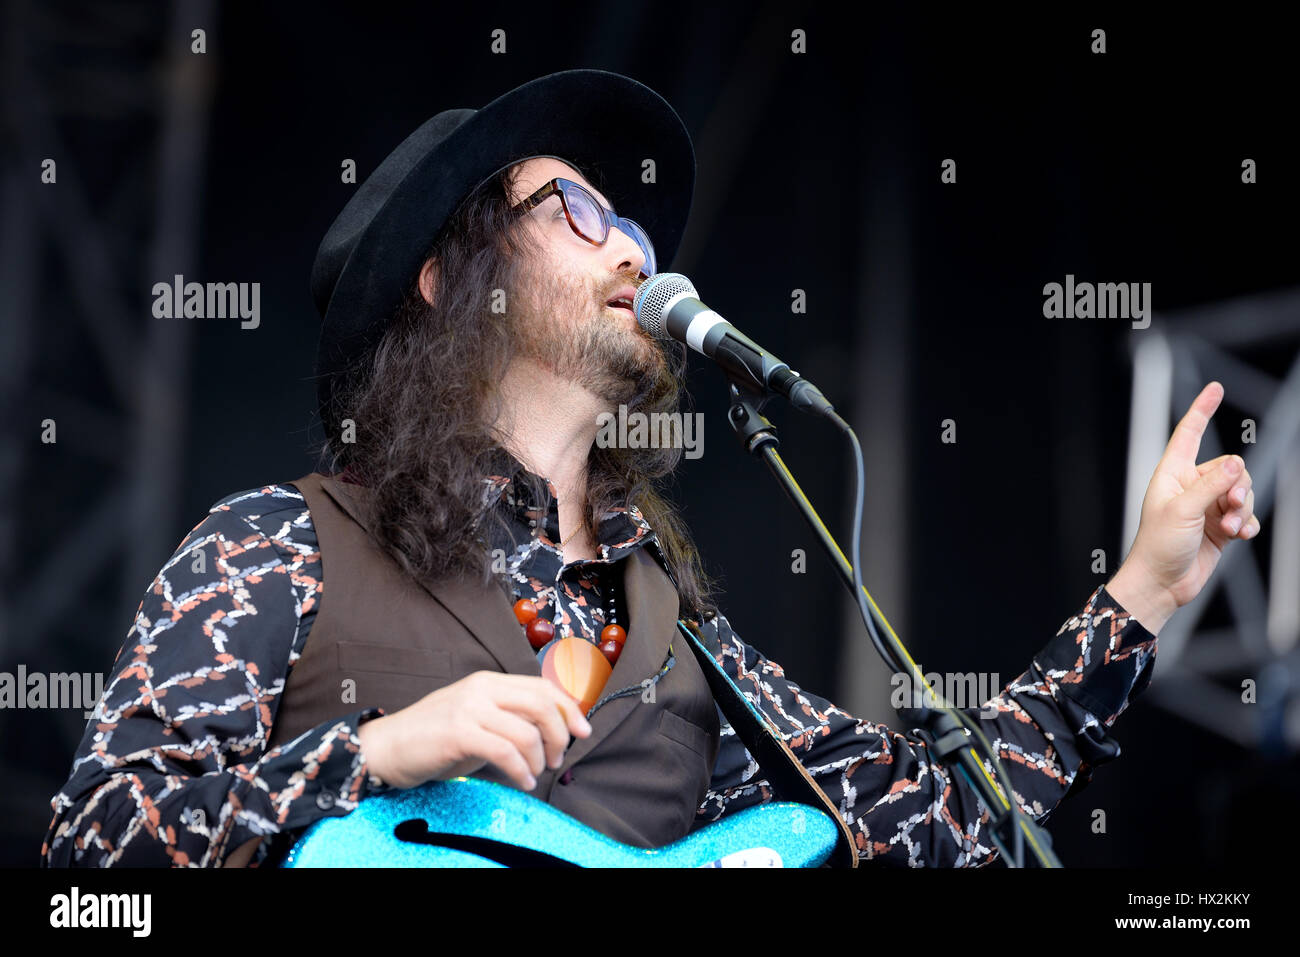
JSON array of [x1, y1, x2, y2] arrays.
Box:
[[1032, 584, 1159, 727], [261, 706, 392, 833]]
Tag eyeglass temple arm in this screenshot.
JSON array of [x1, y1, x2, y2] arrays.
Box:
[[512, 179, 562, 214]]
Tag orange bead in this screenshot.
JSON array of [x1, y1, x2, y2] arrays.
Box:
[[540, 637, 612, 713], [600, 623, 626, 646], [513, 598, 539, 625], [525, 617, 554, 650], [599, 639, 622, 664]]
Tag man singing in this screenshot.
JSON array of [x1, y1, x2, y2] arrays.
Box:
[[43, 70, 1260, 867]]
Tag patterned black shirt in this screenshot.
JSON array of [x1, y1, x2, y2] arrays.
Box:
[[42, 462, 1157, 867]]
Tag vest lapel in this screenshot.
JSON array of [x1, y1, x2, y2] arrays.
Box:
[[318, 477, 540, 677], [557, 545, 680, 771], [318, 477, 680, 766]]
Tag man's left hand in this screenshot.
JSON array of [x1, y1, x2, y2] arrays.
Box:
[[1105, 381, 1260, 635]]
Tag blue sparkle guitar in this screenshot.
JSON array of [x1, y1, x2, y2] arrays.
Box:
[[282, 775, 839, 868]]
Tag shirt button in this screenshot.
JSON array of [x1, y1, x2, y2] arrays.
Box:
[[559, 769, 574, 786], [316, 791, 336, 810]]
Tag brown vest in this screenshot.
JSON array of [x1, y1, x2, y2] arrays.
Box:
[[268, 472, 720, 848]]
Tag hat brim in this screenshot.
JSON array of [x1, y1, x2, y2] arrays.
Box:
[[314, 69, 695, 423]]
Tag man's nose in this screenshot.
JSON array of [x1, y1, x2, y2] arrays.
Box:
[[604, 224, 648, 278]]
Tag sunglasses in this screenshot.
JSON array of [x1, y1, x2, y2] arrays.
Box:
[[510, 177, 657, 281]]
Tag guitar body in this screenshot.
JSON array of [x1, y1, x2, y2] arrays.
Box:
[[283, 776, 839, 868]]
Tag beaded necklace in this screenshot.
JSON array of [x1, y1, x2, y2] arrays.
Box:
[[511, 538, 628, 713]]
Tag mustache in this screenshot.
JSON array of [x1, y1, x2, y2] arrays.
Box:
[[599, 270, 648, 309]]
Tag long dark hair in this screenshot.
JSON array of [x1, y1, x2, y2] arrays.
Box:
[[316, 161, 718, 621]]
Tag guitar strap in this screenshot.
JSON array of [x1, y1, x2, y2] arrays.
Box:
[[676, 618, 859, 869]]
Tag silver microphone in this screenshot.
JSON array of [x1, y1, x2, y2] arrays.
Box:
[[634, 273, 834, 416]]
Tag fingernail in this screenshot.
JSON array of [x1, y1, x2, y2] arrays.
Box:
[[1225, 457, 1241, 474], [525, 774, 537, 789], [1227, 516, 1242, 534]]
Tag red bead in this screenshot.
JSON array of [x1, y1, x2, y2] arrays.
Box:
[[599, 639, 622, 664], [525, 617, 555, 650], [513, 598, 539, 625], [600, 623, 626, 646]]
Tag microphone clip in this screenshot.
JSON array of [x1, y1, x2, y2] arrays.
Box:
[[724, 381, 781, 458]]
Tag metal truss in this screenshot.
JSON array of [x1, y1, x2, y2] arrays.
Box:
[[0, 0, 216, 848], [1123, 286, 1300, 754]]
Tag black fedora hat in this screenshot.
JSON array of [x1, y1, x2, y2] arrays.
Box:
[[311, 68, 695, 432]]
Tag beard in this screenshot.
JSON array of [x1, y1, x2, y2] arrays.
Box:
[[507, 261, 673, 406]]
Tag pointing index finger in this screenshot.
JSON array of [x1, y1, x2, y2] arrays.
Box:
[[1161, 381, 1224, 470]]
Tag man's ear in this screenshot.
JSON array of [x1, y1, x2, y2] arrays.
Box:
[[418, 258, 440, 307]]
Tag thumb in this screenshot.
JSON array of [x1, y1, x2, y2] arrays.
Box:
[[1173, 455, 1242, 523]]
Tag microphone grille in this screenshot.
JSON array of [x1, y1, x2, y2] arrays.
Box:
[[634, 272, 697, 339]]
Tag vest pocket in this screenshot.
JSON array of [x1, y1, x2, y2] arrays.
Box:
[[658, 708, 712, 757], [336, 641, 452, 677]]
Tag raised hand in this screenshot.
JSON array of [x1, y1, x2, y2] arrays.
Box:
[[1106, 381, 1259, 634]]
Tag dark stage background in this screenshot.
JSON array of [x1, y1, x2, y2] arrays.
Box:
[[2, 3, 1296, 868]]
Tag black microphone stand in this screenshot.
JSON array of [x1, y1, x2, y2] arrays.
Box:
[[722, 378, 1062, 868]]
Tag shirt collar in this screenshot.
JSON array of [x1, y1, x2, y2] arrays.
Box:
[[480, 447, 656, 561]]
